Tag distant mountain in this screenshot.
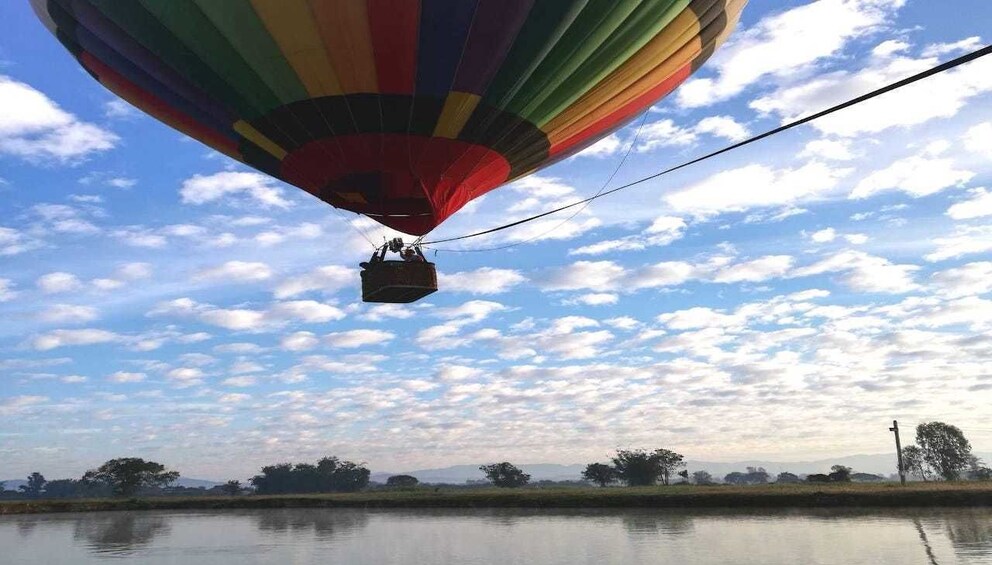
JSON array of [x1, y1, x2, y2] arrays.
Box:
[[172, 477, 222, 489], [371, 463, 585, 484], [371, 452, 992, 484], [0, 477, 221, 490]]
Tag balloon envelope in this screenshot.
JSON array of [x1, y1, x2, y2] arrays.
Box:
[[33, 0, 745, 235]]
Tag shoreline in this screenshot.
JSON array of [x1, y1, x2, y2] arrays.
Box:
[[2, 483, 991, 515]]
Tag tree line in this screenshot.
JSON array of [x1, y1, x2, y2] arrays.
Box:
[[3, 421, 988, 499]]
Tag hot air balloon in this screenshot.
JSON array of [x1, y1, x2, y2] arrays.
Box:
[[31, 0, 744, 302]]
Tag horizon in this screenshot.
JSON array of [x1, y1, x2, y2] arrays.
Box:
[[3, 0, 992, 480], [7, 448, 992, 485]]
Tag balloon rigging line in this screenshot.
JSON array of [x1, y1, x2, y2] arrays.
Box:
[[423, 109, 651, 253], [419, 44, 992, 248]]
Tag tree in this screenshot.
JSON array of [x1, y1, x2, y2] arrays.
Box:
[[916, 422, 972, 481], [250, 463, 295, 494], [776, 472, 801, 484], [723, 472, 747, 485], [611, 449, 685, 486], [677, 470, 689, 484], [385, 475, 419, 488], [850, 473, 884, 482], [806, 474, 830, 483], [966, 456, 992, 481], [316, 457, 371, 492], [902, 445, 930, 481], [249, 457, 370, 494], [582, 463, 617, 487], [692, 470, 714, 485], [82, 458, 179, 497], [828, 465, 852, 482], [222, 480, 242, 496], [479, 462, 530, 488], [19, 472, 46, 498], [744, 467, 769, 484], [42, 479, 108, 498], [656, 450, 686, 486]]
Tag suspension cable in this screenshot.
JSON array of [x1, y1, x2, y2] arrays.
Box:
[[420, 44, 992, 248]]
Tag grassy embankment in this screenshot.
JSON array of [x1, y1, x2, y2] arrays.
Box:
[[2, 482, 991, 515]]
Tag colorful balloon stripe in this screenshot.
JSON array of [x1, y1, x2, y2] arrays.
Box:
[[35, 0, 744, 235]]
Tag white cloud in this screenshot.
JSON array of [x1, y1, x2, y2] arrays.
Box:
[[108, 371, 146, 383], [117, 263, 152, 280], [31, 328, 121, 350], [167, 367, 204, 384], [844, 233, 869, 245], [37, 272, 81, 294], [219, 393, 251, 404], [947, 187, 992, 220], [0, 396, 48, 415], [809, 228, 837, 243], [180, 172, 291, 208], [572, 216, 689, 256], [694, 115, 751, 141], [434, 300, 507, 322], [112, 227, 168, 249], [281, 331, 320, 351], [658, 307, 743, 331], [199, 308, 269, 331], [964, 122, 992, 158], [566, 293, 619, 306], [921, 36, 982, 58], [677, 0, 904, 108], [712, 255, 795, 283], [665, 162, 851, 218], [274, 265, 353, 299], [0, 279, 16, 302], [222, 376, 256, 387], [195, 261, 273, 283], [0, 75, 118, 162], [852, 149, 974, 199], [574, 134, 623, 158], [358, 304, 416, 322], [636, 119, 700, 151], [104, 99, 138, 119], [800, 138, 855, 161], [107, 177, 137, 189], [230, 361, 264, 374], [38, 304, 98, 324], [1, 226, 34, 256], [439, 267, 526, 294], [752, 46, 992, 137], [254, 223, 322, 247], [267, 301, 345, 324], [149, 297, 345, 331], [541, 261, 625, 292], [792, 250, 919, 293], [324, 329, 395, 348], [926, 225, 992, 262], [931, 262, 992, 298]]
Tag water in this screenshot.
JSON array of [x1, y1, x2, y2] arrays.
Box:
[[1, 507, 990, 564]]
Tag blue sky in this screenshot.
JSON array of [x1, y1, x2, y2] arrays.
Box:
[[2, 0, 992, 481]]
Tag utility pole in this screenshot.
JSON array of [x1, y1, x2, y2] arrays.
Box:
[[890, 420, 906, 485]]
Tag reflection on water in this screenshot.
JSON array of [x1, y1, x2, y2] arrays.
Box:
[[253, 507, 369, 540], [915, 517, 941, 565], [0, 507, 990, 564], [72, 513, 171, 555]]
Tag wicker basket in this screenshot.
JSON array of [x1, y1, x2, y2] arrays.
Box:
[[361, 261, 438, 303]]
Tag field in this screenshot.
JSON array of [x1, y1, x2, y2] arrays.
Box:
[[2, 482, 991, 515]]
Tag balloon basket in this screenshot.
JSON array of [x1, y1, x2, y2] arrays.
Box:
[[360, 261, 438, 303]]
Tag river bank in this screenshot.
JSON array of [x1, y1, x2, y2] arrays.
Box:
[[2, 482, 990, 515]]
